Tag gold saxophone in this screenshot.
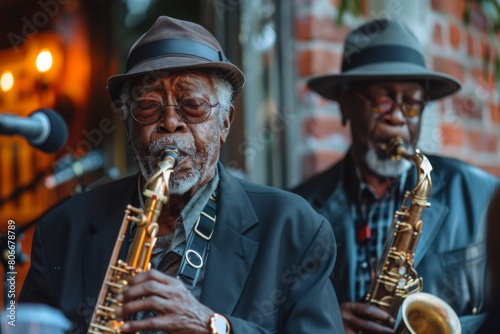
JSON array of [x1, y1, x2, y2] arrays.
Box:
[[87, 145, 178, 334], [365, 137, 461, 334]]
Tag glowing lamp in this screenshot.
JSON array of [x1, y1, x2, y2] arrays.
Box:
[[1, 71, 14, 92], [36, 50, 53, 73]]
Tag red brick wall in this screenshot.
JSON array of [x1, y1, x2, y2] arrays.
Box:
[[295, 0, 500, 180]]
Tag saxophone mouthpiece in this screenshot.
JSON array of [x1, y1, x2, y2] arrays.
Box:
[[160, 145, 179, 168], [387, 137, 408, 160]]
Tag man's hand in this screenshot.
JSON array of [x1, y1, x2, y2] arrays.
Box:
[[115, 269, 213, 333], [341, 302, 395, 334]]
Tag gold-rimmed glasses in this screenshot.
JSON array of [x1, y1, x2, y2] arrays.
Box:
[[130, 97, 220, 125], [352, 91, 427, 118]]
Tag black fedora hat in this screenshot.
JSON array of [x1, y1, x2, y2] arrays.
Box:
[[307, 19, 461, 101], [107, 16, 245, 102]]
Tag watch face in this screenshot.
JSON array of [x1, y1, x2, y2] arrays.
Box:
[[212, 314, 227, 334]]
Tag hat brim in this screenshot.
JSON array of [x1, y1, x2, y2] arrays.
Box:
[[107, 55, 245, 103], [307, 62, 461, 101]]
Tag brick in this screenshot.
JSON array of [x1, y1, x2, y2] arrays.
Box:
[[476, 164, 500, 177], [469, 131, 498, 153], [297, 83, 334, 107], [302, 150, 344, 179], [452, 95, 482, 120], [431, 0, 466, 19], [466, 32, 475, 57], [469, 3, 488, 32], [432, 56, 465, 83], [471, 68, 496, 94], [297, 48, 341, 76], [433, 22, 443, 46], [295, 15, 314, 41], [491, 103, 500, 124], [295, 15, 351, 42], [360, 0, 369, 16], [480, 39, 489, 62], [449, 24, 461, 50], [441, 124, 466, 147], [302, 115, 348, 139]]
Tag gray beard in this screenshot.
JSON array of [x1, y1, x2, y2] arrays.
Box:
[[364, 148, 412, 178], [131, 137, 200, 196]]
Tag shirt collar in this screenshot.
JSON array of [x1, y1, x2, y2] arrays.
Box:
[[179, 168, 219, 238], [345, 151, 409, 202], [133, 167, 219, 245]]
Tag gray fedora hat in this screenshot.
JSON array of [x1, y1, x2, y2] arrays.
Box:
[[107, 16, 245, 102], [307, 19, 461, 101]]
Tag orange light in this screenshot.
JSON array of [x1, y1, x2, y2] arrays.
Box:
[[36, 50, 53, 73], [1, 71, 14, 92]]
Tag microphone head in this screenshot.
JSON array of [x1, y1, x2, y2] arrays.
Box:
[[44, 150, 105, 189], [30, 109, 68, 153]]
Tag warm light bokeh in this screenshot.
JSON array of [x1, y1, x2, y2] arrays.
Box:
[[0, 71, 14, 92], [35, 50, 53, 73]]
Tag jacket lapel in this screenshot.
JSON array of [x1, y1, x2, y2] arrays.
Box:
[[410, 166, 449, 267], [327, 189, 357, 302], [309, 158, 358, 302], [200, 165, 259, 314]]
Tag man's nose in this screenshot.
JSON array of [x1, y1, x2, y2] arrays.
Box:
[[380, 102, 407, 126], [158, 106, 187, 133]]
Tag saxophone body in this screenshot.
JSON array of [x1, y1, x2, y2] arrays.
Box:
[[87, 146, 178, 334], [365, 137, 461, 334]]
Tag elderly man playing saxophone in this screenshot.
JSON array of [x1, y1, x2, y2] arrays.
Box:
[[20, 16, 344, 334], [292, 18, 499, 334]]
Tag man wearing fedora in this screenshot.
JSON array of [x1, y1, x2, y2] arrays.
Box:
[[20, 16, 344, 333], [292, 19, 499, 333]]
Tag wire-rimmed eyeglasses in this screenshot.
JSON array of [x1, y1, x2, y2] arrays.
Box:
[[352, 91, 427, 118], [130, 97, 220, 125]]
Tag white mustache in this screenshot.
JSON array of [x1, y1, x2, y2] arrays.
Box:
[[148, 137, 195, 158]]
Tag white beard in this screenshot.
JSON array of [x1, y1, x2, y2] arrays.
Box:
[[131, 137, 201, 196], [364, 148, 412, 178]]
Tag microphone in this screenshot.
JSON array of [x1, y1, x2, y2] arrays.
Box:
[[0, 109, 68, 153], [44, 150, 105, 189]]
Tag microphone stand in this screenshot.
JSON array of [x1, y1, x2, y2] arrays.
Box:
[[0, 172, 47, 310], [0, 167, 65, 310], [0, 195, 71, 311], [0, 166, 118, 310], [0, 171, 46, 207], [0, 228, 28, 308]]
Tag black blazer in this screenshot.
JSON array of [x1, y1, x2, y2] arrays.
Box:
[[292, 152, 499, 334], [20, 164, 344, 333]]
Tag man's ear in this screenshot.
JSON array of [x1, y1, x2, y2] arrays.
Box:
[[121, 116, 133, 144], [220, 105, 235, 144]]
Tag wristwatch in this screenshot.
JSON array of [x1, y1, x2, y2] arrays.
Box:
[[210, 313, 231, 334]]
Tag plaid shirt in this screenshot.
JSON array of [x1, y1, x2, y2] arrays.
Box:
[[349, 169, 407, 301]]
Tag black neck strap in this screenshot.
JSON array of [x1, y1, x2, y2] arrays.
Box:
[[126, 38, 229, 72], [177, 192, 217, 288]]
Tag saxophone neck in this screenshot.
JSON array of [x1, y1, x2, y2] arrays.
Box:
[[386, 136, 433, 199], [141, 146, 179, 222]]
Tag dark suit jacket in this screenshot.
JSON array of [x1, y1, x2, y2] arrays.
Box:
[[291, 152, 499, 334], [20, 164, 344, 333]]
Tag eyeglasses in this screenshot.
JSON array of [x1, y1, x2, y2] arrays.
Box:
[[130, 97, 220, 125], [352, 91, 427, 118]]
